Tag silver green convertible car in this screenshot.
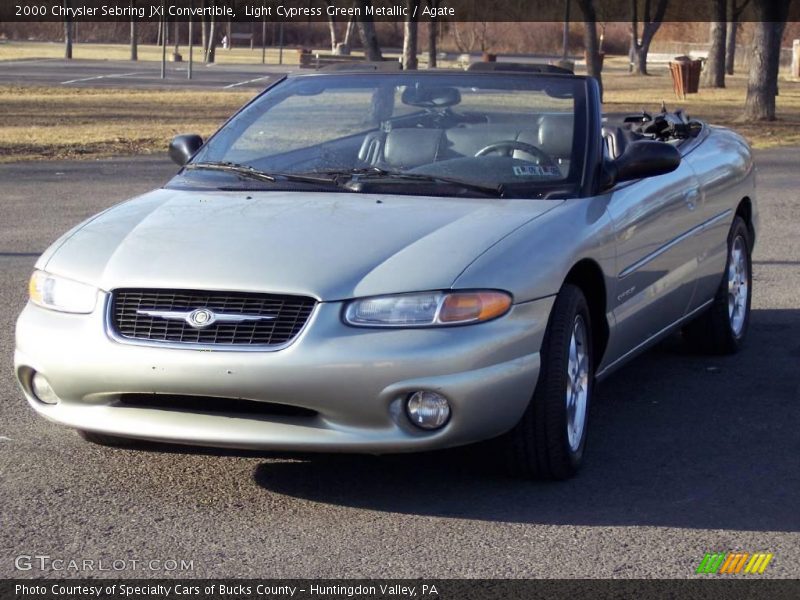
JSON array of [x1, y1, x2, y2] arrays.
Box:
[[15, 65, 756, 479]]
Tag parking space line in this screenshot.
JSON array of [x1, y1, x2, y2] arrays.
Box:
[[223, 76, 271, 89], [61, 71, 143, 85]]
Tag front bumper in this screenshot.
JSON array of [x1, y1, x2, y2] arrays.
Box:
[[14, 294, 553, 453]]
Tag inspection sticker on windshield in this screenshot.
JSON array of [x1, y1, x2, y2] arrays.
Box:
[[512, 165, 561, 177]]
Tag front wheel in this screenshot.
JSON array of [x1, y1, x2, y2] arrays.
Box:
[[683, 216, 752, 354], [502, 284, 593, 480]]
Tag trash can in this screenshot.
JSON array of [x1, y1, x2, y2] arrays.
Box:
[[297, 47, 312, 68], [481, 52, 497, 62], [669, 56, 702, 99]]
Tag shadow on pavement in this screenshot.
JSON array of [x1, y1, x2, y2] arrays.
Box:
[[252, 309, 800, 532]]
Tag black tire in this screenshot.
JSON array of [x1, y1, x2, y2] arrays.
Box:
[[78, 430, 137, 447], [683, 216, 752, 355], [502, 283, 593, 480]]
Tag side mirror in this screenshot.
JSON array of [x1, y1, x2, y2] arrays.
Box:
[[603, 140, 681, 189], [169, 134, 203, 166]]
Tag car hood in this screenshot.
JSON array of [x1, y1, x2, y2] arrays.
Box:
[[43, 189, 562, 301]]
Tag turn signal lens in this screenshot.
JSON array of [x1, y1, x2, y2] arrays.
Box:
[[439, 291, 512, 323], [344, 290, 512, 327]]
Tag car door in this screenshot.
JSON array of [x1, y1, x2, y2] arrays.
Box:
[[602, 155, 704, 367], [681, 129, 755, 313]]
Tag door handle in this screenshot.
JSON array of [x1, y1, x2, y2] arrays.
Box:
[[684, 189, 700, 211]]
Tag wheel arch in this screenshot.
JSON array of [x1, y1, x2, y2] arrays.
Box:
[[563, 259, 609, 368], [735, 197, 755, 246]]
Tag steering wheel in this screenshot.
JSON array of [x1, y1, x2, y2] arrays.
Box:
[[475, 140, 557, 167]]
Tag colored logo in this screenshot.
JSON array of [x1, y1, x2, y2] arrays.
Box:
[[696, 552, 774, 574]]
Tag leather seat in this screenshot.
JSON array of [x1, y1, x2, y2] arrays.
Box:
[[380, 128, 446, 169], [601, 126, 628, 159], [535, 114, 574, 159]]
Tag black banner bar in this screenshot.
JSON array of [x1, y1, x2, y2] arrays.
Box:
[[1, 0, 798, 23], [3, 579, 800, 600]]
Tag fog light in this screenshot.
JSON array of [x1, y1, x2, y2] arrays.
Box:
[[31, 372, 59, 405], [406, 391, 450, 430]]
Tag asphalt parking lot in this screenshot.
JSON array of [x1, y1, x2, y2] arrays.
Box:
[[0, 150, 798, 578], [0, 57, 294, 89]]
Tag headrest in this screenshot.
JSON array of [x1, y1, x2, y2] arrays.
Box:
[[382, 129, 445, 169], [537, 114, 574, 158]]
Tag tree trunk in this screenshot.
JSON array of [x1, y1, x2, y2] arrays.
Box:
[[129, 2, 137, 61], [631, 43, 649, 75], [63, 3, 73, 60], [427, 0, 438, 69], [402, 0, 419, 70], [206, 7, 217, 63], [356, 1, 383, 61], [201, 12, 208, 60], [629, 0, 668, 76], [327, 15, 337, 52], [578, 1, 602, 101], [634, 21, 663, 75], [702, 4, 727, 88], [725, 19, 737, 75], [130, 20, 137, 61], [343, 18, 356, 49], [743, 20, 786, 121]]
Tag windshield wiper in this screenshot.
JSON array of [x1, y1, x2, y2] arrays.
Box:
[[185, 162, 337, 186], [315, 167, 505, 197]]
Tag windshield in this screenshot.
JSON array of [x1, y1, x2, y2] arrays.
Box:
[[179, 73, 588, 199]]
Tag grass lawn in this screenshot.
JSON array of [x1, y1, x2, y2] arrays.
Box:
[[0, 52, 798, 162], [0, 40, 401, 65], [601, 57, 800, 149], [0, 40, 309, 65], [0, 86, 254, 162]]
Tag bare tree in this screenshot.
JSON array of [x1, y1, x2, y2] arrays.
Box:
[[402, 0, 420, 70], [324, 1, 338, 52], [206, 1, 217, 64], [702, 0, 727, 88], [201, 8, 209, 61], [343, 18, 356, 50], [63, 0, 73, 59], [452, 21, 489, 53], [356, 0, 383, 61], [577, 0, 603, 100], [725, 0, 750, 75], [129, 1, 137, 61], [629, 0, 669, 75], [427, 0, 439, 68], [742, 0, 789, 121]]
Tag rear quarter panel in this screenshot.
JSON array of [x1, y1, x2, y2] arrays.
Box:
[[683, 126, 757, 310]]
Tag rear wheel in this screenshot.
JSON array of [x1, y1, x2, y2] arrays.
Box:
[[502, 284, 593, 480], [683, 216, 752, 354]]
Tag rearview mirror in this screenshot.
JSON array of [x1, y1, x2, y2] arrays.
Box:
[[604, 140, 681, 188], [169, 134, 203, 166]]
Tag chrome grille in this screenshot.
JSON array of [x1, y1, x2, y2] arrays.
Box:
[[109, 289, 315, 347]]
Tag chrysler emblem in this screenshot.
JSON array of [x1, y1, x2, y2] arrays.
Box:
[[187, 308, 216, 328]]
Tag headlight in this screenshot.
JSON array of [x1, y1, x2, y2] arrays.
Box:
[[28, 270, 98, 314], [344, 290, 512, 327]]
